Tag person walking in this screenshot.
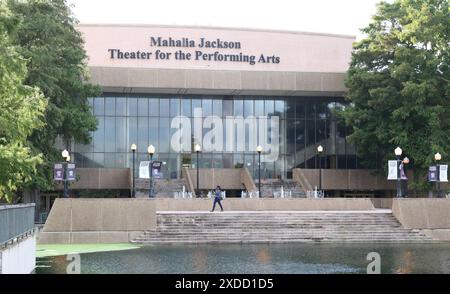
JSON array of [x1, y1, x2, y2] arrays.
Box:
[[211, 185, 224, 212]]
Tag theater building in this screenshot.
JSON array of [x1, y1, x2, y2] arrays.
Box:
[[50, 24, 397, 202]]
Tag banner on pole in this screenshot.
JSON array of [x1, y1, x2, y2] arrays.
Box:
[[139, 161, 150, 179], [151, 161, 163, 179], [67, 163, 76, 181], [428, 166, 438, 182], [53, 164, 64, 181], [440, 165, 448, 182], [387, 160, 397, 180]]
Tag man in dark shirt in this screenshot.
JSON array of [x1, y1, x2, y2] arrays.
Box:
[[211, 185, 224, 212]]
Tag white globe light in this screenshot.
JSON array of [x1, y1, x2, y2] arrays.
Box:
[[147, 145, 155, 155], [317, 145, 324, 153], [130, 144, 137, 151], [435, 152, 442, 161], [256, 145, 263, 153], [394, 147, 402, 156], [61, 149, 69, 158], [194, 144, 202, 152]]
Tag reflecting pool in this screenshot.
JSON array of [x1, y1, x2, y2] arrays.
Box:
[[36, 243, 450, 274]]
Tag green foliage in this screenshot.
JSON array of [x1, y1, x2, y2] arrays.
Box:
[[6, 0, 100, 190], [341, 0, 450, 190], [0, 4, 47, 202]]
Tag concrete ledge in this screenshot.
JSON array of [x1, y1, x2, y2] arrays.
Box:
[[421, 229, 450, 241], [38, 231, 146, 244], [392, 199, 450, 229], [37, 232, 71, 244], [155, 198, 375, 211]]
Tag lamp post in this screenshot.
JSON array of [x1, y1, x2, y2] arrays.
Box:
[[402, 157, 409, 197], [435, 152, 442, 198], [148, 145, 155, 198], [194, 144, 201, 197], [256, 145, 263, 198], [395, 147, 403, 197], [317, 145, 323, 194], [131, 144, 137, 197], [61, 149, 70, 198]]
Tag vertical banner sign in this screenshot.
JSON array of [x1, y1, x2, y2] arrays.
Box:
[[67, 163, 76, 181], [440, 165, 448, 182], [152, 161, 162, 179], [54, 164, 64, 181], [387, 160, 398, 180], [139, 161, 150, 179], [428, 166, 437, 182]]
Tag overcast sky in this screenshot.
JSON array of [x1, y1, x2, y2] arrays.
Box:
[[67, 0, 389, 40]]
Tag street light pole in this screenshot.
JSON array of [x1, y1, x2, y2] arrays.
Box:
[[435, 152, 442, 198], [194, 144, 201, 197], [148, 145, 155, 198], [402, 157, 410, 198], [61, 149, 69, 198], [395, 147, 403, 197], [317, 145, 323, 195], [131, 144, 136, 198], [256, 145, 263, 198]]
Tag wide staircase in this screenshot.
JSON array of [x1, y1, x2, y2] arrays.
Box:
[[257, 179, 306, 198], [131, 211, 432, 244], [135, 178, 189, 198]]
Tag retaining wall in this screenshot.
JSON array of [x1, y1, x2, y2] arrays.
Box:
[[39, 198, 156, 244], [392, 199, 450, 241]]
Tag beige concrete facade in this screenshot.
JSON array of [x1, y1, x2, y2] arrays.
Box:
[[56, 168, 131, 190], [78, 24, 352, 96], [88, 67, 347, 96], [295, 169, 396, 191], [79, 24, 354, 72]]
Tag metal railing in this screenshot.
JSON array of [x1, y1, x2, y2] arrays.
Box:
[[0, 204, 35, 246]]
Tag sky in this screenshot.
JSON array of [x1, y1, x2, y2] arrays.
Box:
[[67, 0, 389, 40]]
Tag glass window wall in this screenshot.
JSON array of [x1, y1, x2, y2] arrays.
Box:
[[75, 95, 358, 177]]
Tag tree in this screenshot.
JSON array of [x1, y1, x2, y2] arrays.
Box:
[[0, 4, 47, 203], [341, 0, 450, 192], [6, 0, 99, 191]]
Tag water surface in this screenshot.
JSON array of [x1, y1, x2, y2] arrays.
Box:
[[36, 243, 450, 274]]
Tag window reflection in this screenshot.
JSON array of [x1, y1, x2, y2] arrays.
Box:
[[234, 100, 243, 116], [254, 100, 264, 117], [94, 97, 104, 116], [170, 98, 180, 117], [138, 98, 148, 116], [105, 97, 115, 116], [149, 98, 159, 116], [127, 98, 137, 116]]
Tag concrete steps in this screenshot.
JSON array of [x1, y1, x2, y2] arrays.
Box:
[[131, 211, 433, 244]]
